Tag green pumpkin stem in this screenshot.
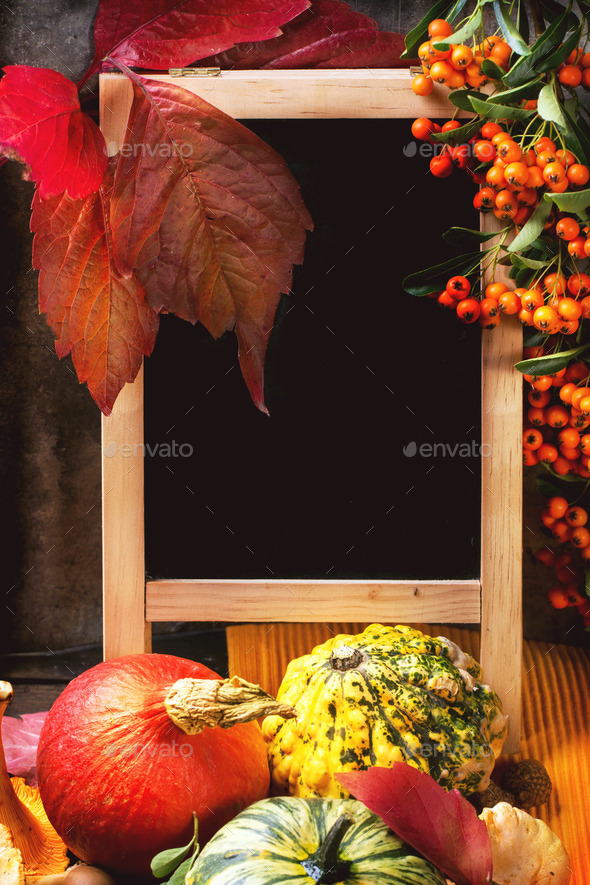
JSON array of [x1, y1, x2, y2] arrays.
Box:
[[165, 675, 297, 735], [301, 814, 353, 885]]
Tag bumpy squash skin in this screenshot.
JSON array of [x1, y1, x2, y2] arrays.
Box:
[[262, 625, 507, 798], [186, 797, 447, 885]]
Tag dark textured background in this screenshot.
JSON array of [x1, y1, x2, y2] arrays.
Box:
[[0, 0, 583, 654]]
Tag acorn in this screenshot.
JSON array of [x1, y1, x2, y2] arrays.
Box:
[[470, 779, 515, 813], [501, 759, 552, 807]]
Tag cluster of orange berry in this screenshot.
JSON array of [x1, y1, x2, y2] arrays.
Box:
[[412, 18, 511, 96], [556, 48, 590, 89], [471, 127, 590, 222], [522, 357, 590, 474], [536, 539, 590, 626]]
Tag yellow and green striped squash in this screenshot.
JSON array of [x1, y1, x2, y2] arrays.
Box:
[[186, 797, 447, 885], [262, 624, 507, 798]]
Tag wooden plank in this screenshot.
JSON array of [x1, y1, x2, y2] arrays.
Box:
[[100, 70, 152, 660], [146, 579, 481, 623], [99, 69, 466, 121], [102, 367, 151, 659], [480, 215, 523, 753]]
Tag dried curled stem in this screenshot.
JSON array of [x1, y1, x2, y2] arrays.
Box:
[[165, 675, 297, 735]]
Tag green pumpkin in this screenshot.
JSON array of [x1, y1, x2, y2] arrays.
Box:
[[262, 624, 507, 798], [186, 797, 446, 885]]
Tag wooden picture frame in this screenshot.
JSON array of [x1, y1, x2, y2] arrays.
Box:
[[100, 69, 522, 751]]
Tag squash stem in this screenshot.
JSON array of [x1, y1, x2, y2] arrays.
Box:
[[301, 814, 353, 885], [165, 675, 297, 735]]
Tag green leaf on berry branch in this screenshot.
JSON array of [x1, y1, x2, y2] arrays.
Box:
[[448, 89, 488, 112], [515, 344, 590, 377], [109, 67, 312, 414], [470, 96, 535, 121], [503, 6, 571, 87], [537, 79, 568, 130], [543, 187, 590, 214], [31, 161, 160, 415], [443, 227, 500, 248], [493, 0, 530, 56], [431, 9, 483, 52], [507, 199, 553, 252], [401, 0, 467, 59], [535, 21, 583, 73], [487, 78, 543, 104], [402, 252, 482, 297]]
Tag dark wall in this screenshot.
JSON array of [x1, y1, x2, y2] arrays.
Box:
[[0, 1, 582, 653]]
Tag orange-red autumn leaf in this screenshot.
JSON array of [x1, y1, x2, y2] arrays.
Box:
[[31, 160, 159, 415], [109, 68, 312, 413], [198, 0, 407, 69], [82, 0, 310, 84], [0, 66, 107, 198]]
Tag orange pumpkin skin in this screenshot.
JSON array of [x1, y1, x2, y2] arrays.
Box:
[[37, 654, 270, 877]]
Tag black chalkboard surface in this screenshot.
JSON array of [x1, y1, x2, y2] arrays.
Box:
[[144, 119, 480, 582]]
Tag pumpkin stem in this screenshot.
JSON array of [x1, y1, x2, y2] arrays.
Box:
[[329, 645, 365, 671], [301, 813, 353, 884], [165, 676, 297, 735]]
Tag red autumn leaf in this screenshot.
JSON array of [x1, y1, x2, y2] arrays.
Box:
[[109, 68, 312, 414], [2, 711, 47, 788], [31, 160, 160, 415], [0, 66, 107, 199], [81, 0, 310, 85], [197, 0, 407, 69], [337, 764, 493, 885]]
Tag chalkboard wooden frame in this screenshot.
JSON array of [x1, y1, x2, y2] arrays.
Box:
[[100, 70, 522, 750]]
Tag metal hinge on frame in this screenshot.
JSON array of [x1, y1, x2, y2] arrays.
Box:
[[169, 67, 221, 77]]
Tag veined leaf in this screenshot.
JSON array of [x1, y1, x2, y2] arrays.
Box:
[[503, 5, 571, 87], [338, 765, 493, 885], [470, 96, 535, 121], [2, 711, 48, 788], [432, 117, 481, 144], [432, 9, 483, 51], [487, 78, 542, 104], [561, 104, 590, 165], [537, 80, 568, 130], [510, 254, 551, 270], [443, 227, 500, 248], [110, 68, 312, 415], [403, 252, 482, 297], [517, 0, 529, 44], [536, 21, 583, 73], [481, 57, 507, 80], [201, 2, 407, 70], [508, 200, 553, 252], [401, 0, 467, 58], [538, 0, 579, 28], [515, 344, 590, 376], [448, 88, 488, 111], [544, 187, 590, 214], [0, 65, 106, 199], [523, 329, 546, 347], [31, 163, 160, 415], [80, 0, 310, 84], [493, 0, 530, 55]]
